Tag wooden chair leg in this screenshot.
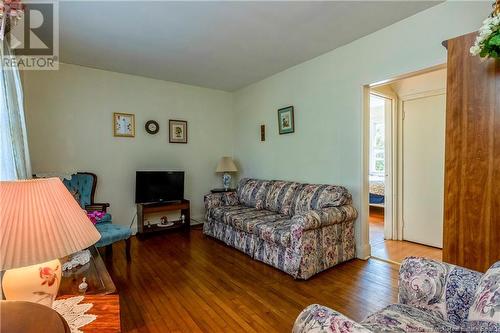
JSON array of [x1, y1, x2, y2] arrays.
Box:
[[125, 238, 131, 262], [105, 244, 113, 257]]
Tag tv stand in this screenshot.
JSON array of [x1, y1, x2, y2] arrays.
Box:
[[136, 199, 190, 235]]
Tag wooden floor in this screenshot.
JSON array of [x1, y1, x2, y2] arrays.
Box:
[[105, 228, 399, 333], [369, 207, 442, 263]]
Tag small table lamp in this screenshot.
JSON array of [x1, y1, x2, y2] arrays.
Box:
[[215, 156, 238, 190], [0, 178, 101, 307]]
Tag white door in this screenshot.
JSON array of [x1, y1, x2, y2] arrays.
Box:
[[402, 93, 446, 248]]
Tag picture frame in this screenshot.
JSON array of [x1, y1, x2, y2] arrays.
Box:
[[277, 106, 294, 135], [169, 120, 188, 143], [113, 112, 135, 137]]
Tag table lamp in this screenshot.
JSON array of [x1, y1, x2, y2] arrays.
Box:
[[0, 178, 101, 307], [215, 156, 238, 190]]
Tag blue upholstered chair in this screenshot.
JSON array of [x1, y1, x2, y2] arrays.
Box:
[[63, 172, 131, 260]]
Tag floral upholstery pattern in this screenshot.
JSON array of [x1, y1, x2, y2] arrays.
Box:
[[289, 184, 352, 216], [361, 304, 459, 332], [465, 262, 500, 332], [203, 178, 357, 279], [293, 304, 372, 333], [264, 181, 301, 215], [293, 258, 500, 333], [223, 191, 239, 206], [237, 178, 271, 209]]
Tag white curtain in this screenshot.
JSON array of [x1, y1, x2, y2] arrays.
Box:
[[0, 42, 31, 180]]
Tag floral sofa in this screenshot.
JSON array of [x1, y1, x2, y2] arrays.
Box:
[[203, 178, 358, 279], [293, 257, 500, 332]]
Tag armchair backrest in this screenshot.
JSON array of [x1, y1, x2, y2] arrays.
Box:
[[62, 172, 97, 209], [398, 257, 483, 327]]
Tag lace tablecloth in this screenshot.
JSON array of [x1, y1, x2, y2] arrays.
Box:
[[53, 296, 97, 333]]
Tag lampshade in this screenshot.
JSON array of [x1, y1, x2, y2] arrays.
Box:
[[215, 156, 238, 173], [0, 178, 101, 271]]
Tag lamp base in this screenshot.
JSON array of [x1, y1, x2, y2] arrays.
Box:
[[222, 173, 232, 190], [2, 258, 61, 308]]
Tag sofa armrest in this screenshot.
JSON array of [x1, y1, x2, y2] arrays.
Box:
[[291, 205, 358, 231], [204, 192, 239, 209], [293, 304, 372, 333], [85, 203, 109, 212], [398, 257, 482, 323]]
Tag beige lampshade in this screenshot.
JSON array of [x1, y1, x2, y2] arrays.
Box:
[[216, 156, 238, 173], [0, 178, 101, 271]]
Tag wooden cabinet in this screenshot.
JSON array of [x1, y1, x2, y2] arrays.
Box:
[[136, 200, 190, 234], [442, 32, 500, 272]]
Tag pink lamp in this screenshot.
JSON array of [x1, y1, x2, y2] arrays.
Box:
[[0, 178, 101, 307]]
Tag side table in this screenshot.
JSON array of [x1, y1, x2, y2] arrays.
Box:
[[210, 188, 236, 193], [56, 295, 121, 333]]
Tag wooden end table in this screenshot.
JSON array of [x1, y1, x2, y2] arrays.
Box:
[[57, 295, 121, 333]]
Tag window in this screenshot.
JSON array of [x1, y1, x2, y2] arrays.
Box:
[[369, 94, 390, 176]]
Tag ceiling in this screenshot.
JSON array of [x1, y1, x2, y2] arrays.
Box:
[[59, 1, 440, 91]]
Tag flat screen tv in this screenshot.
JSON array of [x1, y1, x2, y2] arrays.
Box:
[[135, 171, 184, 204]]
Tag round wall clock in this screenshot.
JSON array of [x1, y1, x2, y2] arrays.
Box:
[[145, 120, 159, 134]]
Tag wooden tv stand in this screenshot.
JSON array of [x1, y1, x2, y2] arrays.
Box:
[[136, 200, 190, 235]]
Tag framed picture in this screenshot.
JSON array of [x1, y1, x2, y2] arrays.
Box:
[[113, 113, 135, 137], [278, 106, 294, 134], [169, 120, 188, 143]]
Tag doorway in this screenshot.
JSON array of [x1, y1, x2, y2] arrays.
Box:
[[367, 66, 445, 263]]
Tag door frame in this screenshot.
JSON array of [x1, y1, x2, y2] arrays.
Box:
[[369, 91, 397, 241], [362, 63, 446, 257], [399, 88, 446, 242]]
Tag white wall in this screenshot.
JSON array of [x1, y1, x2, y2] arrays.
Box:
[[23, 63, 234, 229], [232, 1, 490, 258]]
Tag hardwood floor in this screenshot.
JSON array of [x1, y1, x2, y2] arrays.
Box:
[[104, 228, 399, 333], [369, 207, 442, 263]]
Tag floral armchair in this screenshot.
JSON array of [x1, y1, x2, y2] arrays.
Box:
[[63, 172, 131, 261], [293, 257, 500, 332]]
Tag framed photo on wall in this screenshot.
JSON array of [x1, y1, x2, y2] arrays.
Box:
[[278, 106, 294, 134], [169, 120, 188, 143], [113, 112, 135, 137]]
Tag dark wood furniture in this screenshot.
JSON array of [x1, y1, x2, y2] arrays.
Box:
[[442, 32, 500, 272], [59, 246, 116, 296], [56, 295, 121, 333], [0, 300, 71, 333], [137, 200, 190, 234], [210, 188, 236, 193]]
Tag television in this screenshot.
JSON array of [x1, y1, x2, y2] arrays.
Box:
[[135, 171, 184, 204]]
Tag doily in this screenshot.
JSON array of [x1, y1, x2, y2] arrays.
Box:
[[63, 250, 91, 271], [52, 296, 97, 333]]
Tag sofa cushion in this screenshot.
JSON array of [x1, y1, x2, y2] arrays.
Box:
[[465, 261, 500, 331], [264, 180, 301, 215], [361, 304, 460, 332], [208, 203, 294, 248], [290, 184, 352, 215], [224, 207, 288, 234], [237, 178, 271, 209], [207, 205, 250, 221]]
